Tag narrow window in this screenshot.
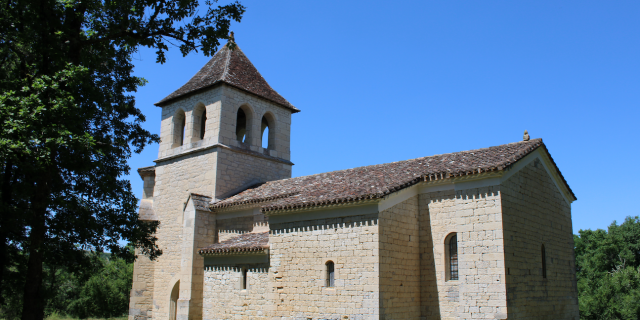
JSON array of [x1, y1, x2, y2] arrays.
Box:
[[172, 109, 186, 148], [261, 116, 270, 149], [180, 117, 185, 146], [169, 280, 179, 320], [242, 268, 248, 289], [542, 244, 547, 278], [326, 261, 335, 287], [236, 108, 247, 143], [200, 109, 207, 140], [448, 234, 459, 280]]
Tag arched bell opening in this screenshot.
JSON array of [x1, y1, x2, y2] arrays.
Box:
[[193, 102, 207, 141], [261, 112, 276, 150], [236, 104, 256, 144], [172, 109, 186, 148]]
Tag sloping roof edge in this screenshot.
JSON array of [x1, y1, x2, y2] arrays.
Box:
[[155, 82, 300, 113], [209, 139, 575, 213], [536, 144, 577, 201], [199, 232, 269, 255], [153, 43, 299, 112], [184, 193, 213, 212]]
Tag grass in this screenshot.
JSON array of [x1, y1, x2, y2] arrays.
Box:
[[45, 312, 127, 320]]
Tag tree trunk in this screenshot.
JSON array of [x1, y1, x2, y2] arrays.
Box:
[[21, 180, 49, 320], [0, 159, 12, 303]]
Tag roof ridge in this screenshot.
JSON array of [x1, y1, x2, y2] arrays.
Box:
[[265, 139, 543, 184], [221, 44, 232, 81], [210, 139, 552, 212], [190, 192, 212, 198]]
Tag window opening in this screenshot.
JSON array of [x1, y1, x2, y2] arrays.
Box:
[[242, 268, 248, 289], [169, 281, 179, 320], [449, 234, 459, 280], [236, 108, 247, 143], [200, 109, 207, 140], [326, 261, 335, 287], [261, 116, 270, 149], [172, 109, 186, 148], [180, 117, 185, 146], [542, 244, 547, 278]]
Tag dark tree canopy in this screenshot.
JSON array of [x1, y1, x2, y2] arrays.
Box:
[[574, 216, 640, 319], [0, 0, 244, 319]]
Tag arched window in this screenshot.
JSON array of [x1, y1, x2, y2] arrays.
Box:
[[542, 244, 547, 279], [172, 109, 186, 148], [169, 280, 180, 320], [242, 267, 248, 289], [261, 117, 269, 149], [200, 108, 207, 140], [326, 261, 335, 287], [446, 233, 459, 281], [261, 112, 276, 150], [236, 108, 247, 143], [192, 103, 206, 141]]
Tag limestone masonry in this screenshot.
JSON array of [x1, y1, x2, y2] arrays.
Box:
[[128, 39, 580, 320]]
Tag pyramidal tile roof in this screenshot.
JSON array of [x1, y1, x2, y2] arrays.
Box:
[[210, 139, 576, 213], [155, 43, 298, 112]]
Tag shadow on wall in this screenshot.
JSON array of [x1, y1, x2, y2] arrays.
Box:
[[269, 213, 379, 235], [419, 192, 450, 319], [205, 265, 269, 273]]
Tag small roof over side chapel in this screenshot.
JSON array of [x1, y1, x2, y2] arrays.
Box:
[[155, 38, 299, 112]]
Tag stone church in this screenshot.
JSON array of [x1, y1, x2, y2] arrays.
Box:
[[128, 38, 580, 320]]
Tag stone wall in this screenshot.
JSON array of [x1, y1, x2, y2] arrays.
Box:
[[178, 200, 217, 320], [151, 148, 219, 320], [149, 150, 288, 319], [157, 87, 223, 159], [217, 215, 253, 242], [215, 147, 291, 200], [203, 265, 273, 319], [129, 248, 155, 320], [379, 196, 421, 319], [129, 170, 157, 320], [202, 211, 381, 319], [141, 83, 293, 320], [419, 186, 507, 320], [218, 85, 292, 160], [501, 159, 579, 319], [269, 213, 380, 319]]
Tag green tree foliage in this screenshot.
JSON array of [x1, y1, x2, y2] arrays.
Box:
[[1, 251, 134, 319], [575, 216, 640, 319], [66, 253, 133, 318], [0, 1, 244, 319]]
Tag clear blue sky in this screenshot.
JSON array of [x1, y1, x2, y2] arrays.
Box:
[[128, 0, 639, 234]]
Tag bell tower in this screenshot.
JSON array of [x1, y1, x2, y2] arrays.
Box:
[[154, 36, 299, 199], [128, 37, 299, 320]]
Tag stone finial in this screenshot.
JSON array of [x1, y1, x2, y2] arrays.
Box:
[[523, 130, 530, 141], [226, 31, 236, 50]]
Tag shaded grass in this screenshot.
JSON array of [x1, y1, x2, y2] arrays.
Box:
[[45, 312, 127, 320]]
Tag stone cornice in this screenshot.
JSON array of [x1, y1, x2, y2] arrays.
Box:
[[154, 142, 294, 165], [264, 199, 380, 216]]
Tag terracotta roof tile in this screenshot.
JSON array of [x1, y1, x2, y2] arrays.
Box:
[[199, 232, 269, 255], [155, 43, 298, 112], [211, 139, 575, 212]]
